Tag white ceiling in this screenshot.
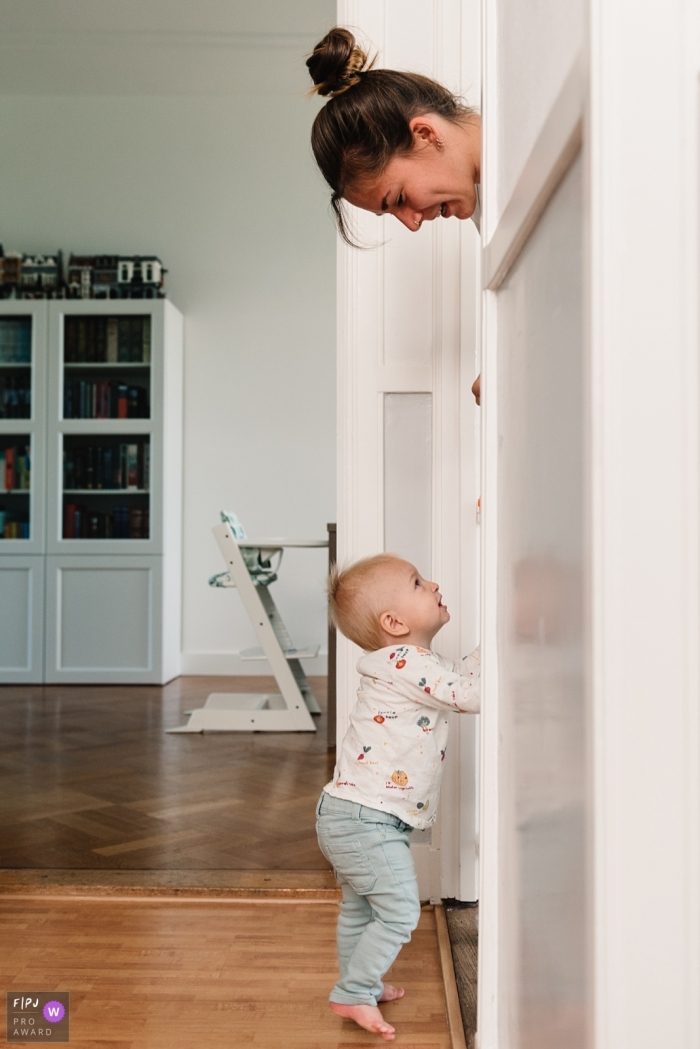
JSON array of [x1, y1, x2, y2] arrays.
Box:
[[0, 0, 334, 95], [0, 0, 329, 36]]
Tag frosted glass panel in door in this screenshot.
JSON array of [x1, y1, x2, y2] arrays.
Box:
[[495, 0, 584, 218], [384, 393, 432, 574], [497, 154, 585, 1049]]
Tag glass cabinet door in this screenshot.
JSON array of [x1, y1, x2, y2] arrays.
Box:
[[62, 433, 150, 540], [0, 304, 47, 553], [47, 301, 159, 554]]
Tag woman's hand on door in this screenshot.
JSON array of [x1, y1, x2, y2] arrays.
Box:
[[472, 374, 481, 405]]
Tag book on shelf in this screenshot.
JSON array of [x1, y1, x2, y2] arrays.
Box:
[[106, 318, 118, 361], [0, 317, 31, 363], [0, 375, 31, 418], [63, 439, 149, 491], [0, 512, 30, 539], [63, 502, 149, 540], [64, 315, 151, 363], [63, 379, 149, 419], [0, 444, 31, 491], [126, 443, 139, 489]]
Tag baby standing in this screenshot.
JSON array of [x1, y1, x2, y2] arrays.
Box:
[[317, 553, 480, 1041]]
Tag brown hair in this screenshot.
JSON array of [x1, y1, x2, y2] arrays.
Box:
[[328, 553, 403, 651], [306, 27, 473, 244]]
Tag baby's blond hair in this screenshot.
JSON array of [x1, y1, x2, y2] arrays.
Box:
[[328, 553, 403, 651]]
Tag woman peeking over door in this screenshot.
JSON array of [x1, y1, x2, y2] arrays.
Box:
[[306, 26, 482, 405]]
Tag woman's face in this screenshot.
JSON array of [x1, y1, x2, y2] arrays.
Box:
[[344, 114, 480, 231]]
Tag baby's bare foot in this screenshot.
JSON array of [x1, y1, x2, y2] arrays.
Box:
[[330, 1002, 396, 1041], [379, 984, 405, 1002]]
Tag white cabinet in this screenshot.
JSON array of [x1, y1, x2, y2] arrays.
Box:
[[0, 555, 44, 682], [0, 298, 183, 684], [44, 555, 172, 683]]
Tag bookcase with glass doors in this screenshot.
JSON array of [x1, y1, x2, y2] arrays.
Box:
[[0, 298, 183, 684]]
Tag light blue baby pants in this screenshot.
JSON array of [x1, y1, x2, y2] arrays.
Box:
[[315, 791, 421, 1006]]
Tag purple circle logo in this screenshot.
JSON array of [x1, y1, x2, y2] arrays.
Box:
[[43, 1001, 65, 1023]]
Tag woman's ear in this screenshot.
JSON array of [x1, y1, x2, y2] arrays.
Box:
[[408, 115, 443, 148], [379, 611, 410, 638]]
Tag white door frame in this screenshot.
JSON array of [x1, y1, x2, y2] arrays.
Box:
[[336, 0, 481, 901]]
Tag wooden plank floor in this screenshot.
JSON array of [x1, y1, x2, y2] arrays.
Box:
[[0, 677, 335, 872], [445, 904, 478, 1048], [0, 897, 452, 1048]]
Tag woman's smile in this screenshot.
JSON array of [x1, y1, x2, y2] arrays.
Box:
[[342, 115, 481, 231], [346, 186, 474, 230]]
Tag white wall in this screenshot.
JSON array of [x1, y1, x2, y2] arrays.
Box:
[[0, 0, 337, 674]]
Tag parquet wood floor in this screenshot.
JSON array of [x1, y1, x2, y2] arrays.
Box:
[[0, 897, 452, 1048], [0, 677, 335, 873]]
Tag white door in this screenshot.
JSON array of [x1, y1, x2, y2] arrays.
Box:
[[336, 0, 480, 901], [478, 0, 700, 1045]]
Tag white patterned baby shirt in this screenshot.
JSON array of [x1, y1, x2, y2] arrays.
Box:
[[323, 644, 480, 830]]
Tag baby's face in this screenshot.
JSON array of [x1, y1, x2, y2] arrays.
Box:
[[376, 559, 450, 643]]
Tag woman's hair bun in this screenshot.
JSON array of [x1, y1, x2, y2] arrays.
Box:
[[307, 27, 372, 98]]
